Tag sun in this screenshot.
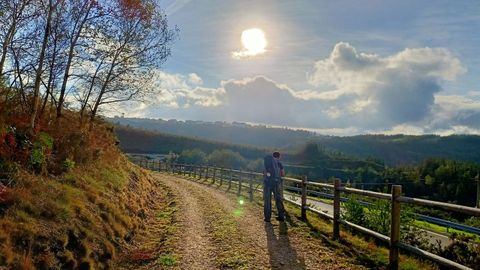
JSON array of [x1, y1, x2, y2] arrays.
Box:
[[241, 28, 267, 54], [232, 28, 267, 59]]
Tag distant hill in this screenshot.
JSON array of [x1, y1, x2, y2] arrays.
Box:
[[109, 117, 480, 166], [316, 135, 480, 166], [109, 117, 316, 149], [114, 125, 269, 160], [113, 125, 385, 181]]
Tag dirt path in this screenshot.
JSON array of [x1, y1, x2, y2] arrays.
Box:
[[154, 173, 365, 270], [165, 176, 216, 269]]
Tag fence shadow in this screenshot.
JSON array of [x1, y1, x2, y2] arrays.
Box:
[[265, 222, 306, 270]]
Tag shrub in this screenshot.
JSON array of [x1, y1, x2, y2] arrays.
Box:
[[64, 159, 75, 172], [342, 196, 366, 226], [208, 149, 246, 169], [30, 132, 53, 173]]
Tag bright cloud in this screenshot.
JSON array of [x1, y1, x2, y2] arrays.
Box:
[[188, 73, 203, 85], [308, 42, 466, 125]]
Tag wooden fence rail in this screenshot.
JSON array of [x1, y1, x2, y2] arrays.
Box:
[[132, 158, 479, 270]]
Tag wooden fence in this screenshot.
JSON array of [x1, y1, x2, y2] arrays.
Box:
[[133, 158, 480, 270]]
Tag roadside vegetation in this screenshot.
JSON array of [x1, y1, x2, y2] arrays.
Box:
[[342, 197, 480, 269]]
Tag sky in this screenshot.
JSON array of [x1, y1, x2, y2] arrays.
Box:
[[110, 0, 480, 136]]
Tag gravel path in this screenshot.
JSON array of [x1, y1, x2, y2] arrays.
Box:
[[156, 173, 365, 270], [164, 176, 216, 269]]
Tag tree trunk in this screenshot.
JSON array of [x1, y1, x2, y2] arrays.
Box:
[[0, 25, 15, 76], [57, 1, 92, 118], [31, 0, 54, 130], [80, 62, 102, 126], [40, 26, 59, 118], [1, 0, 29, 76]]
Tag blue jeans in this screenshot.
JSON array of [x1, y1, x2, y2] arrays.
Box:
[[263, 180, 285, 221]]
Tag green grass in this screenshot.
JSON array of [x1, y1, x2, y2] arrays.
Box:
[[157, 254, 177, 266], [413, 220, 480, 241]]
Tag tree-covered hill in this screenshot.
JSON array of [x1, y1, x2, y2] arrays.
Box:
[[109, 117, 480, 166], [109, 117, 316, 150], [317, 134, 480, 166], [113, 125, 270, 160]]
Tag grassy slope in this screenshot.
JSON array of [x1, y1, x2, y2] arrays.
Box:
[[0, 110, 175, 269], [0, 153, 169, 269]]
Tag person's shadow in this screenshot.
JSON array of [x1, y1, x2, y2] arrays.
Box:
[[265, 221, 306, 269]]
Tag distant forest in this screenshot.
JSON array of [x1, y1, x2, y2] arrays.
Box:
[[114, 125, 269, 160], [115, 125, 480, 207], [110, 117, 480, 166]]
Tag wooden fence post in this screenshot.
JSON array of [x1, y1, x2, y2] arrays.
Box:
[[199, 166, 203, 180], [333, 178, 341, 240], [249, 174, 254, 202], [228, 169, 233, 189], [219, 168, 223, 186], [193, 165, 197, 178], [237, 173, 242, 196], [389, 185, 402, 270], [212, 168, 216, 184], [301, 175, 307, 220], [205, 166, 209, 180]]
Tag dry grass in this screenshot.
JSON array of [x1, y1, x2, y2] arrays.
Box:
[[0, 106, 169, 269]]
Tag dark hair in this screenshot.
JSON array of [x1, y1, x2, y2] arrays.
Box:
[[273, 151, 281, 158]]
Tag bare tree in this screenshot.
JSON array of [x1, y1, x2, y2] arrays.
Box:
[[31, 0, 59, 129], [0, 0, 34, 76], [56, 0, 103, 118], [85, 0, 177, 128], [0, 0, 176, 129]]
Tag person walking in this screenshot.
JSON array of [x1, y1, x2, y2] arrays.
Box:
[[263, 151, 286, 222], [273, 151, 285, 199]]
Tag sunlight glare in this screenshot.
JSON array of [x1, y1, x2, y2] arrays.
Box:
[[241, 28, 267, 55]]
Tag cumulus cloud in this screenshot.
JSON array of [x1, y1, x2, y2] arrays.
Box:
[[428, 95, 480, 130], [308, 42, 466, 126], [188, 73, 203, 85]]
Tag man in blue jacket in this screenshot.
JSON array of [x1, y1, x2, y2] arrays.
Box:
[[263, 151, 286, 222]]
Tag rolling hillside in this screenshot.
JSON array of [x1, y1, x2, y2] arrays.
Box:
[[110, 117, 480, 166], [114, 125, 269, 160]]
